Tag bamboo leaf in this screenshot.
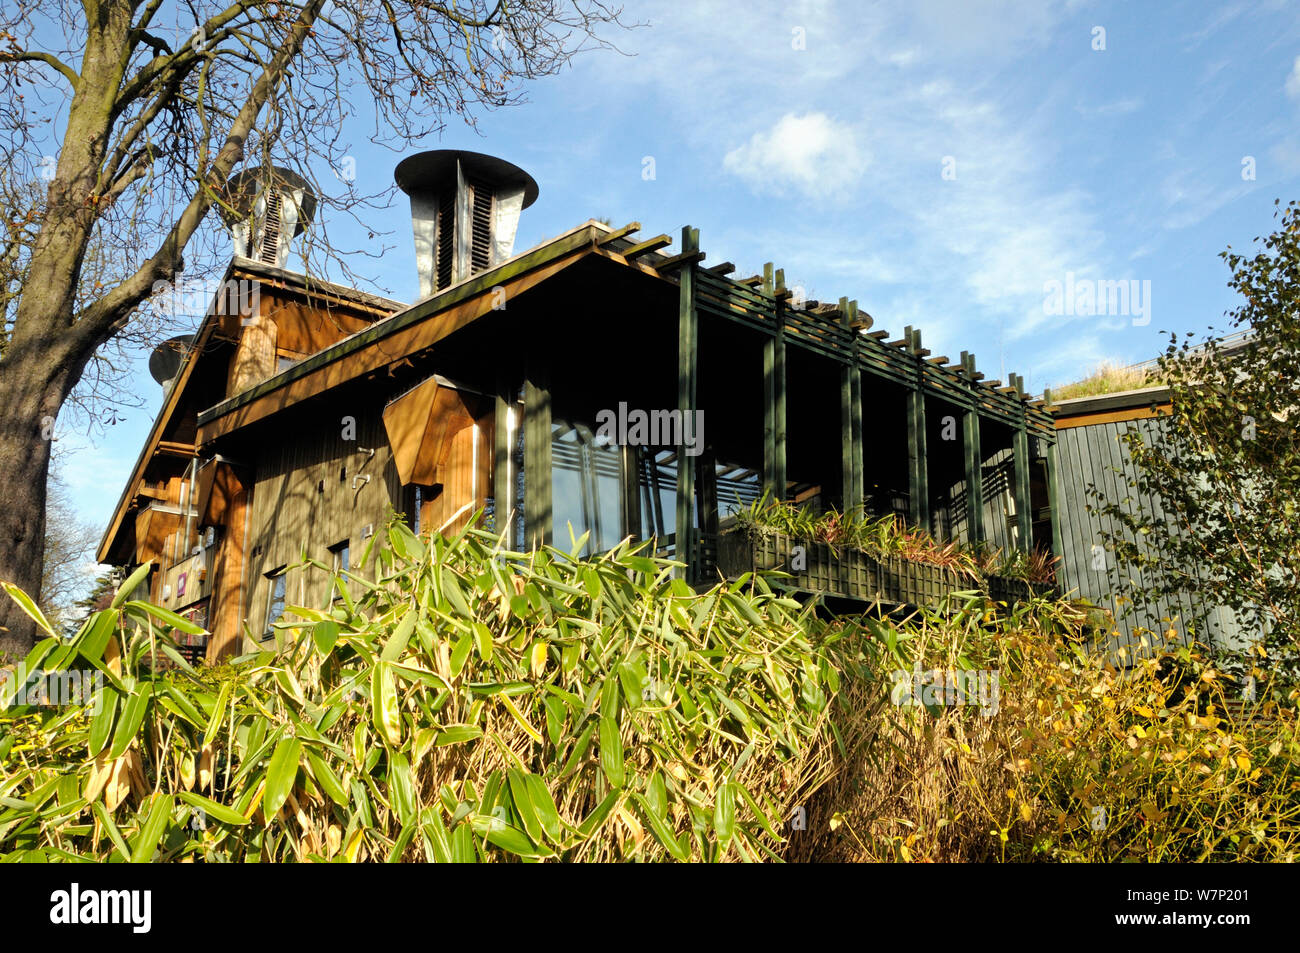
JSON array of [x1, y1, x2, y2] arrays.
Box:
[[111, 562, 152, 608], [599, 680, 625, 790], [263, 736, 302, 820], [177, 791, 251, 826], [108, 683, 153, 759], [88, 685, 119, 757], [123, 600, 204, 634], [433, 725, 482, 746], [1, 582, 55, 638], [130, 794, 173, 863], [306, 751, 348, 807], [632, 794, 690, 861], [371, 660, 402, 746]]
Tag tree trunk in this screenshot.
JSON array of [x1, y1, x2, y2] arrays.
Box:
[[0, 371, 59, 659]]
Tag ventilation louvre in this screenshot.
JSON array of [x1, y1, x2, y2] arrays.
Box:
[[469, 178, 493, 274], [259, 191, 282, 264], [435, 190, 455, 291]]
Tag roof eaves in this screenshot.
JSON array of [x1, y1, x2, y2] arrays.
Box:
[[196, 220, 610, 429]]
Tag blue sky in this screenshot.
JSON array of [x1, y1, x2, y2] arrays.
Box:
[[58, 0, 1300, 579]]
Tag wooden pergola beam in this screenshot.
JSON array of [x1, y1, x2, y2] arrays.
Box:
[[596, 222, 641, 245], [654, 250, 706, 273], [622, 234, 672, 260]]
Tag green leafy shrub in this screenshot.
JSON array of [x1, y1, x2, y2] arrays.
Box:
[[0, 520, 843, 862], [2, 521, 1295, 863]]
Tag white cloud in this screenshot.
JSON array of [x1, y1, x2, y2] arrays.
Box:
[[1286, 54, 1300, 99], [1075, 97, 1143, 118], [723, 113, 868, 199]]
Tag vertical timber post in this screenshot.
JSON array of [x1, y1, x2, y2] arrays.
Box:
[[1011, 373, 1032, 552], [620, 444, 641, 543], [848, 300, 864, 514], [906, 326, 930, 531], [524, 352, 551, 549], [494, 370, 515, 548], [762, 264, 778, 500], [773, 270, 788, 500], [1043, 388, 1063, 565], [961, 352, 984, 545], [676, 225, 700, 580], [839, 297, 856, 512]]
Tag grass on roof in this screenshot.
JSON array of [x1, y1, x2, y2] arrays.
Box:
[[1050, 360, 1162, 401]]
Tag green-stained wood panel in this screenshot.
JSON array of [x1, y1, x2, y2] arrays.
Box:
[[1054, 415, 1249, 665], [1012, 426, 1032, 551], [524, 356, 552, 548], [847, 302, 864, 513], [959, 353, 984, 543], [762, 264, 779, 499], [494, 372, 515, 548]]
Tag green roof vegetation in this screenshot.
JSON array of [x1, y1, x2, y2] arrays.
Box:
[[1050, 360, 1162, 402]]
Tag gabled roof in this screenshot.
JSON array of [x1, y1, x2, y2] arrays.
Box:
[[95, 259, 405, 563], [195, 219, 644, 443]]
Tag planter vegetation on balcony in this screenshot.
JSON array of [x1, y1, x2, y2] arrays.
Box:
[[984, 574, 1057, 605], [721, 497, 1056, 611], [717, 528, 976, 608]]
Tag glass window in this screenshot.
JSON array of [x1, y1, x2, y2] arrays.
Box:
[[552, 419, 623, 555], [328, 541, 349, 603], [329, 540, 350, 574], [714, 462, 761, 518], [637, 447, 678, 545], [263, 568, 287, 642]]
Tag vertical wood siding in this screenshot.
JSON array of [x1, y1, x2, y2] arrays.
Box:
[[243, 406, 406, 644], [1054, 416, 1248, 663]]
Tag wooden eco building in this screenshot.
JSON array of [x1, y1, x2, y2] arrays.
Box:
[[97, 151, 1060, 661]]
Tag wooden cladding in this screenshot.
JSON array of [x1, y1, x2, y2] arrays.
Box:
[[417, 420, 493, 535], [1054, 403, 1172, 430], [207, 462, 252, 662], [134, 506, 181, 577], [382, 377, 482, 487], [270, 297, 373, 356], [228, 315, 277, 395]]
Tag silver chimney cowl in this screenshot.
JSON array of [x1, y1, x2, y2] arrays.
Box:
[[218, 166, 318, 269], [394, 150, 539, 300]]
